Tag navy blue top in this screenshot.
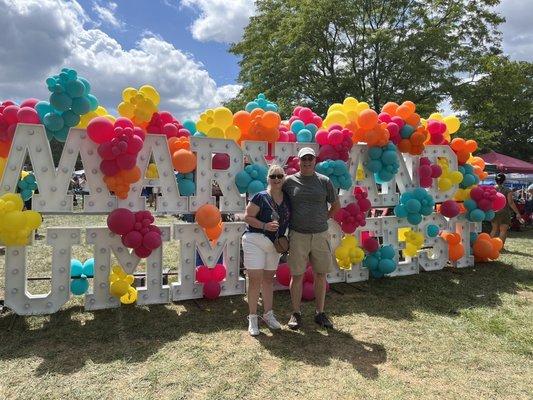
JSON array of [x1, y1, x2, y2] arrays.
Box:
[[246, 191, 291, 243]]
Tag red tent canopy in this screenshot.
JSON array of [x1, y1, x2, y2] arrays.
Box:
[[480, 151, 533, 173]]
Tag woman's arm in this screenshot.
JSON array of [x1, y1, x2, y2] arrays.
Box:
[[507, 191, 525, 222], [244, 201, 278, 232]]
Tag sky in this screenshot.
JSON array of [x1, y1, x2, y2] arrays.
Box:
[[0, 0, 530, 120]]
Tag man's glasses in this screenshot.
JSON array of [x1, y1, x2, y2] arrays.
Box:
[[300, 155, 315, 162], [269, 174, 285, 180]]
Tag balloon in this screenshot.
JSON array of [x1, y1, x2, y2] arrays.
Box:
[[276, 263, 291, 286], [107, 208, 135, 235], [196, 265, 211, 283], [87, 117, 115, 144], [212, 264, 226, 282], [172, 149, 197, 173], [302, 281, 315, 301], [195, 204, 221, 229], [204, 221, 223, 241], [203, 280, 221, 300]]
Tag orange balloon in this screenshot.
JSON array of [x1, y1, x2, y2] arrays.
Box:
[[168, 136, 189, 153], [451, 138, 466, 151], [491, 237, 503, 251], [382, 102, 399, 115], [405, 112, 420, 127], [261, 111, 281, 129], [403, 101, 416, 114], [396, 105, 412, 119], [250, 108, 264, 119], [411, 131, 426, 145], [410, 144, 424, 155], [473, 239, 492, 259], [172, 149, 196, 173], [121, 166, 142, 183], [457, 150, 470, 165], [358, 109, 378, 130], [449, 244, 464, 261], [477, 233, 491, 241], [398, 139, 412, 153], [465, 140, 477, 153], [204, 221, 223, 241], [233, 111, 251, 136], [195, 204, 221, 229]]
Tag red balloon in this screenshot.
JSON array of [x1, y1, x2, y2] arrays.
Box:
[[212, 264, 226, 282], [107, 208, 135, 235], [114, 117, 134, 129], [203, 280, 221, 299], [17, 107, 40, 124], [135, 245, 152, 258], [196, 266, 212, 283], [212, 153, 230, 170], [363, 237, 379, 253], [143, 230, 162, 250], [122, 230, 143, 248], [20, 98, 39, 108], [493, 192, 506, 211], [440, 200, 460, 218], [87, 117, 115, 144], [276, 263, 291, 286], [302, 281, 315, 301], [100, 159, 120, 176]]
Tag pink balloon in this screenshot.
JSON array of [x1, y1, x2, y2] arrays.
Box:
[[470, 186, 484, 202], [315, 130, 328, 145], [98, 142, 115, 160], [3, 105, 19, 125], [143, 230, 162, 250], [420, 176, 432, 188], [493, 192, 506, 211], [430, 164, 442, 178], [440, 200, 460, 218], [163, 123, 178, 138], [302, 281, 315, 301], [107, 208, 135, 235], [100, 159, 120, 176], [363, 237, 379, 253], [212, 264, 226, 282], [114, 117, 134, 129], [135, 246, 152, 258], [88, 117, 115, 144], [122, 230, 143, 248], [17, 107, 40, 124], [276, 263, 291, 286], [196, 265, 212, 283], [299, 107, 313, 124], [127, 135, 144, 154], [345, 202, 361, 215], [328, 129, 343, 146], [312, 115, 323, 127], [390, 116, 405, 129], [212, 153, 230, 170], [159, 111, 174, 125], [20, 98, 39, 108], [430, 132, 444, 144], [378, 112, 391, 123], [341, 221, 358, 233], [419, 165, 432, 179], [203, 280, 221, 299]]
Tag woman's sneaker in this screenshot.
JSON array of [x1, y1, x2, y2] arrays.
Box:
[[248, 314, 260, 336], [262, 310, 282, 330]]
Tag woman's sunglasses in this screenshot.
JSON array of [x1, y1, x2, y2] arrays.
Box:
[[269, 174, 285, 180]]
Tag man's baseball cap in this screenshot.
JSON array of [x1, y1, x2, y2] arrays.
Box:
[[297, 147, 316, 158]]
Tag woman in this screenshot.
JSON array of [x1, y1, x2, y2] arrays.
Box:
[[491, 173, 524, 249], [242, 165, 290, 336]]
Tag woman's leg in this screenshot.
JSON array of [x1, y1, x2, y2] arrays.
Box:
[[499, 224, 510, 247], [246, 269, 263, 315], [490, 221, 500, 238], [261, 270, 276, 313]]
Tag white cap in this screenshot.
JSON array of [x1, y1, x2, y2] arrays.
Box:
[[297, 147, 316, 158]]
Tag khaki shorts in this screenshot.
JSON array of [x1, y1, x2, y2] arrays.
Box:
[[288, 230, 333, 276]]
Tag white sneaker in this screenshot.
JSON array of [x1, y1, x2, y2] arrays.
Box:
[[248, 314, 260, 336], [262, 310, 282, 330]]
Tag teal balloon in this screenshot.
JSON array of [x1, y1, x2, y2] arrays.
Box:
[[35, 101, 53, 121], [178, 178, 196, 196], [193, 131, 206, 137], [378, 258, 396, 274], [304, 123, 318, 136], [83, 258, 95, 278], [183, 119, 197, 134], [381, 150, 397, 165], [248, 179, 265, 194], [368, 146, 383, 159], [363, 254, 379, 269], [297, 129, 312, 142], [65, 79, 85, 98], [25, 174, 36, 184], [464, 199, 477, 211], [62, 110, 80, 127], [43, 112, 64, 132], [290, 120, 305, 133], [400, 192, 414, 203], [53, 126, 70, 142], [407, 212, 422, 225], [400, 124, 415, 138], [50, 92, 72, 112], [377, 170, 393, 182], [406, 199, 421, 213], [380, 245, 396, 259], [79, 77, 91, 95], [469, 208, 485, 222], [420, 205, 433, 216], [367, 159, 382, 172], [394, 205, 408, 218], [427, 224, 439, 237], [412, 188, 428, 200], [245, 101, 259, 112], [235, 170, 252, 188], [71, 96, 91, 115], [484, 210, 495, 221], [71, 278, 89, 295], [87, 94, 99, 111], [70, 259, 84, 278]]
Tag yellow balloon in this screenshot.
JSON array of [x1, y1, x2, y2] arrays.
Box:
[[420, 118, 427, 127], [4, 211, 26, 231], [335, 245, 349, 260], [118, 102, 135, 118], [450, 171, 463, 184], [213, 107, 233, 129], [24, 210, 42, 230], [122, 87, 137, 102], [353, 248, 365, 263], [327, 103, 344, 113], [207, 127, 225, 139], [324, 110, 348, 128], [121, 286, 138, 304], [429, 113, 443, 121], [225, 125, 241, 141], [110, 280, 129, 297], [438, 178, 452, 191], [1, 193, 24, 211], [139, 85, 160, 106], [343, 97, 359, 111], [355, 102, 369, 113], [443, 116, 460, 134], [0, 157, 6, 179]]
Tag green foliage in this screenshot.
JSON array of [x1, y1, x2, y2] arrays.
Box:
[[229, 0, 503, 115], [451, 56, 533, 160]]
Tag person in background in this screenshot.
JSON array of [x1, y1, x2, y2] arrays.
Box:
[[283, 147, 340, 330], [242, 164, 290, 336], [491, 173, 524, 249]]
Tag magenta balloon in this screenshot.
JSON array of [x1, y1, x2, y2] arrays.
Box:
[[493, 192, 506, 211], [127, 135, 144, 154], [162, 123, 178, 138], [363, 237, 379, 253], [122, 230, 143, 248], [315, 130, 328, 145], [17, 107, 40, 124], [301, 281, 315, 301], [390, 116, 405, 129], [430, 164, 442, 178], [470, 186, 484, 201], [135, 245, 152, 258], [328, 129, 343, 146], [419, 165, 432, 179], [345, 202, 360, 215], [87, 117, 115, 144], [143, 230, 162, 250], [3, 105, 19, 125], [203, 280, 221, 299], [299, 107, 313, 124], [107, 208, 135, 235], [378, 112, 392, 123], [114, 117, 134, 129], [276, 263, 291, 286], [420, 176, 432, 188], [116, 153, 137, 170], [430, 132, 444, 144], [100, 159, 120, 176], [97, 142, 115, 160], [212, 153, 230, 170], [440, 200, 460, 218], [20, 98, 39, 108], [341, 221, 358, 234], [477, 198, 492, 211], [212, 264, 226, 282], [159, 111, 174, 124], [358, 198, 372, 212], [196, 265, 211, 283]]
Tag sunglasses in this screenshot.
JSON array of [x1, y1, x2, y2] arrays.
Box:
[[269, 174, 285, 180], [300, 155, 315, 162]]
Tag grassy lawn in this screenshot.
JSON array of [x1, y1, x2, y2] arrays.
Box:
[[0, 216, 532, 400]]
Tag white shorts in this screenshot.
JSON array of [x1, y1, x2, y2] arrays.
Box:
[[241, 232, 281, 271]]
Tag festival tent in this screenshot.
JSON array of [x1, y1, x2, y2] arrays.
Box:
[[479, 151, 533, 173]]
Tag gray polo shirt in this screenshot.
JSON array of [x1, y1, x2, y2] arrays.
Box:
[[282, 172, 337, 234]]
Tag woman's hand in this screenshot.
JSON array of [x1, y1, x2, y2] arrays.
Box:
[[264, 221, 279, 231]]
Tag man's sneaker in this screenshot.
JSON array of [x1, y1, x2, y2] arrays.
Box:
[[248, 314, 260, 336], [262, 310, 282, 330], [287, 312, 302, 330], [314, 312, 334, 329]]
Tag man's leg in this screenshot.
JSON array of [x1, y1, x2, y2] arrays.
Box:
[[289, 274, 304, 313], [313, 272, 327, 313]]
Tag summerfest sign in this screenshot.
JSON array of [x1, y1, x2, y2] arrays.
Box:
[[0, 124, 479, 315]]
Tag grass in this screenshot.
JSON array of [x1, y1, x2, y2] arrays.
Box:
[[0, 215, 532, 400]]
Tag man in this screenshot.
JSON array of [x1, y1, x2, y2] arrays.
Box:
[[283, 147, 341, 329]]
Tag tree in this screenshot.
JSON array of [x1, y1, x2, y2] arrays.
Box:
[[228, 0, 503, 117], [451, 56, 533, 161]]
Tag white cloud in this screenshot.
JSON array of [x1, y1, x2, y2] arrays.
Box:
[[0, 0, 240, 120], [181, 0, 256, 44], [92, 1, 124, 29], [497, 0, 533, 61]]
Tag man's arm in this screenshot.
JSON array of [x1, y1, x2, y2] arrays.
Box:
[[328, 198, 341, 219]]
